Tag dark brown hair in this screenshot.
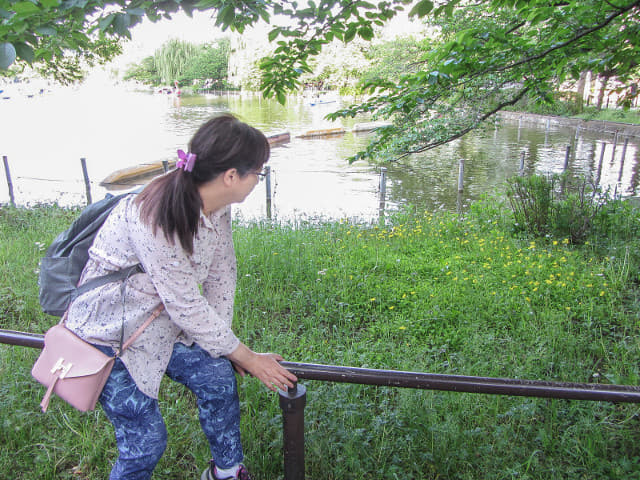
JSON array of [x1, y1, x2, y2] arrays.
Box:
[[136, 114, 269, 254]]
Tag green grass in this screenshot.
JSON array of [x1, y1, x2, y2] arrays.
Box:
[[507, 95, 640, 125], [1, 198, 640, 479], [572, 107, 640, 125]]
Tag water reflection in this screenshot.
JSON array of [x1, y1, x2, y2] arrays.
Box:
[[1, 85, 638, 220]]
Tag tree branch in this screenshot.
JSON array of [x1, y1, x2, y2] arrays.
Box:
[[492, 0, 640, 74], [396, 86, 531, 159]]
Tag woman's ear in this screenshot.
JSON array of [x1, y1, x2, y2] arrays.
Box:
[[222, 168, 239, 186]]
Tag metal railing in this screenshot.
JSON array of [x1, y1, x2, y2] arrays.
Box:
[[3, 329, 640, 480]]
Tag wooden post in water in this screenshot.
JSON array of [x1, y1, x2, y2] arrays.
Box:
[[611, 130, 619, 163], [618, 137, 629, 182], [162, 160, 169, 173], [2, 156, 15, 206], [458, 159, 465, 193], [519, 151, 525, 176], [80, 157, 92, 205], [563, 145, 571, 172], [561, 146, 571, 194], [378, 167, 387, 218], [596, 142, 606, 186], [265, 165, 272, 219]]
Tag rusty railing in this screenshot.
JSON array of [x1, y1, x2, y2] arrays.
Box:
[[3, 329, 640, 480]]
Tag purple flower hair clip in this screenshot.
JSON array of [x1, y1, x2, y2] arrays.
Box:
[[176, 149, 197, 172]]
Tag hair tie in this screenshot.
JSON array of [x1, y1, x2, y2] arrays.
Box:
[[176, 149, 197, 172]]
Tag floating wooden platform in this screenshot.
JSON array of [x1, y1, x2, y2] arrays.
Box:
[[101, 132, 292, 187], [268, 132, 291, 145], [352, 122, 391, 132], [296, 127, 346, 138], [100, 162, 169, 186]]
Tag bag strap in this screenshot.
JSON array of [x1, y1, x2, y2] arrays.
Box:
[[40, 372, 61, 412], [114, 304, 165, 356], [72, 264, 144, 302], [59, 304, 165, 356]]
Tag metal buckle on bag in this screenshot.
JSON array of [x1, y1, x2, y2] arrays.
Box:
[[51, 357, 73, 379]]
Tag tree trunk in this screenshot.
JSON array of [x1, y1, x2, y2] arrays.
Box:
[[574, 71, 588, 112], [595, 73, 611, 110]]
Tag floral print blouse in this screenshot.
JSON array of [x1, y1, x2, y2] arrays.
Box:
[[66, 194, 240, 399]]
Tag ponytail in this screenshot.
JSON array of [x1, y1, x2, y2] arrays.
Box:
[[135, 114, 269, 255], [136, 170, 201, 254]]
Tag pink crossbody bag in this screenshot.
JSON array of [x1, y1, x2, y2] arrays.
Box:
[[32, 304, 164, 412]]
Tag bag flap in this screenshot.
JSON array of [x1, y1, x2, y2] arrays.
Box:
[[35, 325, 114, 378]]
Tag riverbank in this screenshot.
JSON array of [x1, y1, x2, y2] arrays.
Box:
[[499, 110, 640, 138], [2, 198, 640, 479]]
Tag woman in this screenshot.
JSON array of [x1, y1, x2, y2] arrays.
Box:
[[66, 114, 297, 480]]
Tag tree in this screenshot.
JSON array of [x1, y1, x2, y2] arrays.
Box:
[[360, 36, 428, 85], [153, 38, 198, 84], [2, 0, 639, 160], [179, 38, 230, 88], [324, 0, 640, 161], [123, 55, 160, 85]]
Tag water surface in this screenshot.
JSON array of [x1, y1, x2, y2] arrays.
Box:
[[1, 83, 638, 220]]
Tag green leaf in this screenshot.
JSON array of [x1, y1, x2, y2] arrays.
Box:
[[40, 0, 61, 7], [358, 25, 374, 40], [268, 28, 280, 42], [0, 42, 17, 69], [11, 1, 40, 15], [35, 26, 57, 36], [408, 0, 433, 18], [98, 13, 115, 30], [127, 7, 145, 16], [14, 42, 34, 63], [344, 26, 357, 43], [113, 14, 132, 37], [276, 91, 286, 105]]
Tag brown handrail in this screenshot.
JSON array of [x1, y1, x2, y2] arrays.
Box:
[[0, 329, 45, 349], [4, 330, 637, 403], [4, 329, 640, 480], [279, 361, 640, 403]]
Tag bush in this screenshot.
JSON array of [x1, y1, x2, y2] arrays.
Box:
[[506, 174, 612, 244]]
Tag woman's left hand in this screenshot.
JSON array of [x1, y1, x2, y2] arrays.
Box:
[[228, 343, 297, 392]]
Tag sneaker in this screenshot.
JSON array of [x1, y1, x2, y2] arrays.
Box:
[[201, 461, 251, 480]]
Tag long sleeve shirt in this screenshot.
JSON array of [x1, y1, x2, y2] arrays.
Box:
[[66, 194, 240, 398]]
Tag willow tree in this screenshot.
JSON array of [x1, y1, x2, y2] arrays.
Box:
[[154, 39, 198, 85]]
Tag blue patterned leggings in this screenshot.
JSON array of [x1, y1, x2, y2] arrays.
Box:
[[95, 342, 243, 480]]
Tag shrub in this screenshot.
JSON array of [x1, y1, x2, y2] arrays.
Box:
[[506, 174, 611, 244]]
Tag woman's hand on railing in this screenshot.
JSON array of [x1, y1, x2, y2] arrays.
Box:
[[228, 343, 297, 392]]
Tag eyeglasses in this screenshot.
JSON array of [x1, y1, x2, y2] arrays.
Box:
[[254, 168, 268, 181]]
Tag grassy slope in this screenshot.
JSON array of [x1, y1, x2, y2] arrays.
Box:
[[1, 199, 640, 479]]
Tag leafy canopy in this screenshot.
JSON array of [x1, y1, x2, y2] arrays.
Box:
[[2, 0, 639, 157]]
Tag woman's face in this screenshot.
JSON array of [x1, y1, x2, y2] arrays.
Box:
[[234, 168, 262, 202]]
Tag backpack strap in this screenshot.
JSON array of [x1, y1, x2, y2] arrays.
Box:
[[71, 264, 145, 302]]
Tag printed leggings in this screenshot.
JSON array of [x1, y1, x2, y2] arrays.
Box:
[[95, 342, 243, 480]]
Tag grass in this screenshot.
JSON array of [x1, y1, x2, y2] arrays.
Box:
[[507, 96, 640, 125], [572, 107, 640, 125], [1, 197, 640, 479]]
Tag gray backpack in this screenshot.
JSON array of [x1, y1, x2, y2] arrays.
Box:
[[38, 192, 143, 316]]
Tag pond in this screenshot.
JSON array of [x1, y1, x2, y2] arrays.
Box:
[[1, 82, 638, 221]]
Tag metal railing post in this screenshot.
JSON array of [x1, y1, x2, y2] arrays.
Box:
[[279, 382, 307, 480]]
